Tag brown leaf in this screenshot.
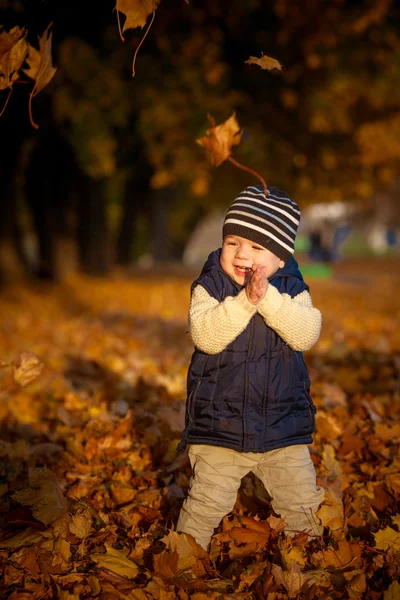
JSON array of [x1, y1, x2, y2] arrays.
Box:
[[12, 352, 44, 387], [68, 512, 92, 539], [12, 467, 68, 525], [224, 515, 271, 555], [23, 24, 56, 95], [196, 112, 243, 166], [0, 527, 44, 549], [116, 0, 160, 32], [90, 543, 139, 578], [245, 54, 283, 71]]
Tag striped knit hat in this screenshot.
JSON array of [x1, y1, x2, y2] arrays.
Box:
[[222, 185, 300, 262]]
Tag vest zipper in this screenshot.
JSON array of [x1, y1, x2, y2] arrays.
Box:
[[243, 318, 254, 451]]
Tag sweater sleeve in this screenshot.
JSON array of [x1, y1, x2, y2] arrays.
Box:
[[189, 284, 257, 355], [257, 286, 322, 351]]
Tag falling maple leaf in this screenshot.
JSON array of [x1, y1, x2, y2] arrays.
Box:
[[12, 467, 68, 525], [23, 23, 56, 129], [196, 112, 243, 167], [116, 0, 160, 36], [0, 26, 27, 90], [12, 352, 44, 387], [245, 54, 283, 72], [23, 24, 56, 96], [196, 113, 268, 191]]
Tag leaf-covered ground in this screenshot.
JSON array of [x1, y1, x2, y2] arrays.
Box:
[[0, 257, 399, 600]]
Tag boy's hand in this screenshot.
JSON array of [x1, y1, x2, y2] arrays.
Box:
[[246, 265, 269, 305]]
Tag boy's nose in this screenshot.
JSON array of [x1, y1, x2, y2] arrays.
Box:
[[235, 247, 250, 259]]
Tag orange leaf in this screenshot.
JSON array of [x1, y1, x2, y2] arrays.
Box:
[[319, 539, 363, 569], [154, 531, 214, 579], [196, 112, 243, 166], [245, 54, 283, 72]]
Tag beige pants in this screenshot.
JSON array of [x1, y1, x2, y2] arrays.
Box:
[[176, 444, 325, 551]]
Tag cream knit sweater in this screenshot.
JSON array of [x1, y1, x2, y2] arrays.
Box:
[[189, 283, 322, 355]]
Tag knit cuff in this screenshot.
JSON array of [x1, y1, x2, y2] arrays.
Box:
[[257, 284, 284, 318], [231, 288, 259, 316]]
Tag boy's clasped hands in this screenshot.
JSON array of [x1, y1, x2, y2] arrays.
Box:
[[245, 265, 269, 305]]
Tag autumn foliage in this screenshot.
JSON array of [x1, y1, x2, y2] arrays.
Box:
[[0, 258, 399, 599]]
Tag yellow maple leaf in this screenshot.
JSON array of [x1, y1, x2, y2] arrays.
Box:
[[90, 544, 139, 578], [12, 467, 68, 525], [279, 537, 307, 568], [245, 54, 283, 71], [374, 527, 400, 553], [317, 488, 345, 536], [196, 112, 243, 167], [116, 0, 160, 34]]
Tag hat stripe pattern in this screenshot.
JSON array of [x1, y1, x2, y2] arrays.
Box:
[[227, 210, 296, 243], [245, 187, 300, 216], [229, 202, 298, 232], [224, 218, 294, 254], [222, 185, 300, 261]]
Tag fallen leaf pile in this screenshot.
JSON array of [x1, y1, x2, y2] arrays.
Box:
[[0, 257, 399, 599]]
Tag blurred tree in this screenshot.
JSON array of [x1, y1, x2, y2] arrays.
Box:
[[0, 0, 399, 282]]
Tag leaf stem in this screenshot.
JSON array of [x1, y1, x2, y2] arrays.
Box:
[[228, 156, 267, 194], [116, 6, 124, 41], [132, 11, 156, 77], [28, 82, 39, 130], [0, 87, 13, 118]]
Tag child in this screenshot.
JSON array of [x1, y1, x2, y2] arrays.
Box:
[[176, 185, 325, 551]]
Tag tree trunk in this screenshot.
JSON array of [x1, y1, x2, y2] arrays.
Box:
[[76, 176, 110, 275]]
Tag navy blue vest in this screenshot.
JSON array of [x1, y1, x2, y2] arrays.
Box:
[[179, 249, 317, 453]]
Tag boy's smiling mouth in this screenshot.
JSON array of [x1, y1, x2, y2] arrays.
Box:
[[234, 266, 252, 273]]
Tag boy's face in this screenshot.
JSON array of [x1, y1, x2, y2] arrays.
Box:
[[220, 235, 285, 286]]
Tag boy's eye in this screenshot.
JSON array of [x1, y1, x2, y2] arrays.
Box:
[[252, 245, 263, 251]]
